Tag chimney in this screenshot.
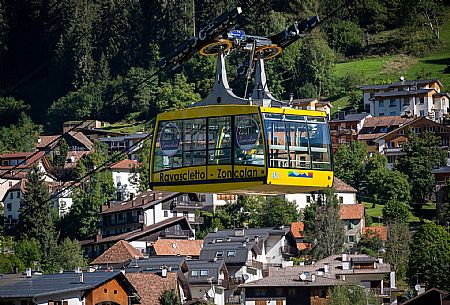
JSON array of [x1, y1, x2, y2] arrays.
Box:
[[79, 272, 84, 283], [311, 273, 316, 282], [161, 266, 167, 278], [26, 268, 32, 277], [131, 200, 134, 207], [255, 235, 259, 243], [324, 263, 330, 273]]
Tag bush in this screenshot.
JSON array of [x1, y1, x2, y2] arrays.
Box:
[[383, 200, 410, 224], [325, 20, 364, 57]]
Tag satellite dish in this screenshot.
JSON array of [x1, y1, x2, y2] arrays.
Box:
[[242, 273, 250, 281], [300, 273, 307, 281], [207, 289, 215, 298], [414, 284, 421, 292]]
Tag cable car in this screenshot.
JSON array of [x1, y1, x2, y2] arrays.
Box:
[[150, 15, 333, 194]]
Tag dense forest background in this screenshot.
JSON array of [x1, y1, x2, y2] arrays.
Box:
[[0, 0, 449, 139]]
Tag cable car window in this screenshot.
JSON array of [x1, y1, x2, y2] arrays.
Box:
[[264, 113, 283, 120], [208, 116, 232, 164], [154, 121, 183, 171], [265, 119, 288, 168], [307, 122, 331, 170], [235, 114, 264, 166], [286, 121, 310, 168], [183, 118, 207, 167], [285, 115, 306, 122]]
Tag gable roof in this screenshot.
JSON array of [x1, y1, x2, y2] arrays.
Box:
[[68, 131, 94, 151], [91, 240, 144, 265], [99, 191, 177, 214], [362, 116, 414, 129], [0, 271, 136, 298], [0, 151, 46, 170], [111, 159, 140, 170], [339, 204, 364, 220], [401, 287, 449, 305], [152, 239, 203, 257], [239, 271, 345, 288], [125, 256, 188, 273], [333, 177, 357, 193], [186, 259, 227, 284], [362, 226, 388, 241], [360, 79, 443, 90], [126, 272, 177, 305], [373, 88, 435, 98]]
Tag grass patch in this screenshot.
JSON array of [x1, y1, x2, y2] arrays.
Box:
[[363, 202, 427, 224], [381, 54, 418, 75], [103, 121, 148, 133], [335, 56, 394, 83], [330, 96, 351, 115]]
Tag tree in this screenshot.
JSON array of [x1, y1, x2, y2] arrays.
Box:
[[294, 34, 336, 98], [303, 188, 345, 259], [385, 222, 410, 281], [408, 222, 450, 291], [160, 289, 181, 305], [334, 141, 367, 193], [382, 200, 410, 224], [396, 132, 447, 204], [14, 238, 42, 269], [0, 113, 42, 153], [64, 142, 115, 239], [329, 284, 380, 305], [325, 20, 364, 56], [53, 138, 69, 168], [257, 197, 300, 227], [0, 97, 30, 126], [56, 238, 87, 271], [357, 229, 383, 257]]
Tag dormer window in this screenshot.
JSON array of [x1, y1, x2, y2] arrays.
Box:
[[216, 251, 224, 258], [200, 270, 208, 276], [191, 270, 199, 277], [227, 250, 236, 257]]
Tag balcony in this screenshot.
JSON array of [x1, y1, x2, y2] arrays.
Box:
[[383, 147, 404, 155], [246, 260, 264, 270], [368, 288, 392, 297], [226, 295, 242, 304], [171, 200, 203, 210], [159, 229, 194, 239], [101, 215, 144, 227], [187, 216, 204, 224]]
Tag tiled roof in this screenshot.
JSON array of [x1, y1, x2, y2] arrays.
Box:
[[297, 242, 309, 250], [239, 272, 344, 288], [362, 116, 413, 128], [126, 272, 177, 305], [290, 222, 304, 238], [91, 240, 144, 265], [362, 226, 388, 241], [0, 151, 46, 170], [152, 239, 203, 257], [339, 204, 364, 220], [360, 79, 442, 90], [99, 191, 176, 214], [36, 135, 59, 149], [333, 177, 357, 193], [68, 131, 94, 151], [111, 159, 140, 170], [357, 133, 386, 141], [65, 151, 90, 169], [9, 179, 26, 192], [373, 89, 434, 98]]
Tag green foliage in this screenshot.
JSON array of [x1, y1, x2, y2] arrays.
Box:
[[14, 238, 42, 268], [214, 196, 265, 229], [396, 132, 447, 204], [136, 137, 151, 192], [0, 97, 30, 126], [329, 284, 380, 305], [325, 20, 364, 56], [357, 229, 383, 257], [334, 141, 367, 192], [53, 138, 69, 168], [155, 74, 201, 113], [382, 200, 410, 224], [294, 34, 336, 98], [0, 113, 42, 153], [257, 197, 300, 227], [303, 188, 345, 259], [385, 222, 411, 281], [0, 254, 25, 274], [56, 238, 87, 271], [408, 222, 450, 291], [160, 289, 181, 305]]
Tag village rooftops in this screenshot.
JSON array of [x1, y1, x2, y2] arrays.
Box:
[[360, 78, 443, 90], [186, 259, 228, 284], [333, 177, 357, 193], [361, 116, 414, 129], [0, 151, 47, 170], [111, 159, 140, 170], [362, 226, 388, 241], [340, 204, 365, 220], [126, 271, 179, 305], [239, 272, 345, 288], [90, 240, 144, 266], [200, 240, 260, 265], [0, 271, 137, 299], [99, 191, 176, 214], [151, 239, 203, 257]]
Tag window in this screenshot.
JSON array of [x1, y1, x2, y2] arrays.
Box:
[[200, 270, 208, 276], [216, 251, 224, 258], [191, 270, 199, 277], [255, 288, 266, 297], [16, 191, 20, 198], [389, 100, 396, 107], [379, 113, 384, 116], [173, 211, 177, 217], [419, 97, 425, 104], [420, 110, 425, 117], [6, 203, 11, 211], [403, 98, 410, 106], [8, 181, 12, 187], [227, 250, 236, 257], [390, 112, 396, 116], [379, 101, 384, 107], [399, 129, 405, 135], [414, 127, 421, 134], [164, 210, 168, 217], [9, 192, 13, 199], [427, 126, 435, 132], [318, 289, 327, 298], [306, 196, 311, 203], [339, 196, 343, 204], [183, 211, 189, 217]]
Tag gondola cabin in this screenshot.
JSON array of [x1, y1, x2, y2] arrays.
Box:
[[150, 105, 333, 195]]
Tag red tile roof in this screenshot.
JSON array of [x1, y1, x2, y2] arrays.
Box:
[[152, 239, 203, 257], [0, 151, 46, 170], [91, 240, 144, 265], [111, 159, 140, 170], [362, 116, 414, 128], [362, 226, 388, 241], [64, 151, 90, 169], [333, 177, 357, 193], [357, 133, 386, 141], [126, 272, 178, 305], [339, 204, 365, 220], [290, 222, 305, 238], [36, 135, 60, 149]]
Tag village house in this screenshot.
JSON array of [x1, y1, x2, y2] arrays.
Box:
[[99, 133, 149, 160], [0, 152, 54, 180], [110, 159, 140, 201], [375, 116, 450, 168], [0, 271, 139, 305], [98, 191, 204, 237], [200, 227, 297, 285], [361, 78, 450, 122], [329, 112, 372, 151], [90, 240, 145, 269], [340, 204, 365, 245]]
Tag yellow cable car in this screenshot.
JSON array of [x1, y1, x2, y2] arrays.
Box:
[[150, 105, 333, 195], [150, 19, 333, 195]]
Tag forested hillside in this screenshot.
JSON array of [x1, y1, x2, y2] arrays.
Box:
[[0, 0, 449, 142]]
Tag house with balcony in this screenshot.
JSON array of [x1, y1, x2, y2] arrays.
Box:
[[329, 113, 372, 151], [340, 204, 365, 245], [99, 133, 149, 160], [255, 253, 397, 304], [98, 191, 205, 237], [361, 78, 450, 122], [110, 159, 140, 201], [200, 227, 297, 285], [81, 216, 195, 258], [375, 116, 450, 168], [357, 116, 414, 153], [0, 152, 54, 180]]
